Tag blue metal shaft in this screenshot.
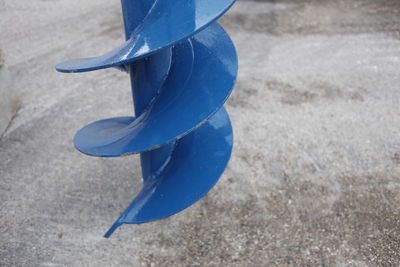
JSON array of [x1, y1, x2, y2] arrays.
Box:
[[122, 0, 176, 182]]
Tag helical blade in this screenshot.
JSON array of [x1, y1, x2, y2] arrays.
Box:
[[104, 107, 233, 237], [55, 0, 238, 238], [73, 23, 237, 157], [55, 0, 236, 73]]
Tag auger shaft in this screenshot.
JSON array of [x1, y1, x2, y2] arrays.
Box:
[[56, 0, 237, 238], [121, 0, 178, 183]]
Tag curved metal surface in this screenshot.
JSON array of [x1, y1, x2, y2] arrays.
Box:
[[56, 0, 237, 237], [55, 0, 236, 73], [104, 107, 233, 237], [74, 23, 237, 157]]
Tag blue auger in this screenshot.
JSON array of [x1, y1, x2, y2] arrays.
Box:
[[56, 0, 237, 237]]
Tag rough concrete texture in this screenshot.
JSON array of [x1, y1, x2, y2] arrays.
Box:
[[1, 0, 400, 266], [0, 50, 19, 136]]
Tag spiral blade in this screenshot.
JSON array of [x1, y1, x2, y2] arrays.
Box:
[[104, 107, 233, 238], [55, 0, 236, 73], [55, 0, 238, 238], [73, 23, 237, 157]]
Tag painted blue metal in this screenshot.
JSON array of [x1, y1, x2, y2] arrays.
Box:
[[56, 0, 237, 238]]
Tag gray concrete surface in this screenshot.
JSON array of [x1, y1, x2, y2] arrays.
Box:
[[0, 50, 19, 136], [1, 0, 400, 266]]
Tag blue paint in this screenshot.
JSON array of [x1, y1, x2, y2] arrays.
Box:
[[56, 0, 237, 237], [55, 0, 236, 73], [73, 24, 237, 157], [104, 108, 233, 238]]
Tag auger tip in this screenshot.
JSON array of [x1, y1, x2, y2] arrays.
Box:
[[104, 221, 122, 238]]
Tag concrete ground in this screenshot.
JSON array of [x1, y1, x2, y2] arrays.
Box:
[[1, 0, 400, 266], [0, 50, 19, 137]]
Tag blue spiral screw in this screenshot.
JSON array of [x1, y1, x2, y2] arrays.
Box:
[[56, 0, 237, 237]]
